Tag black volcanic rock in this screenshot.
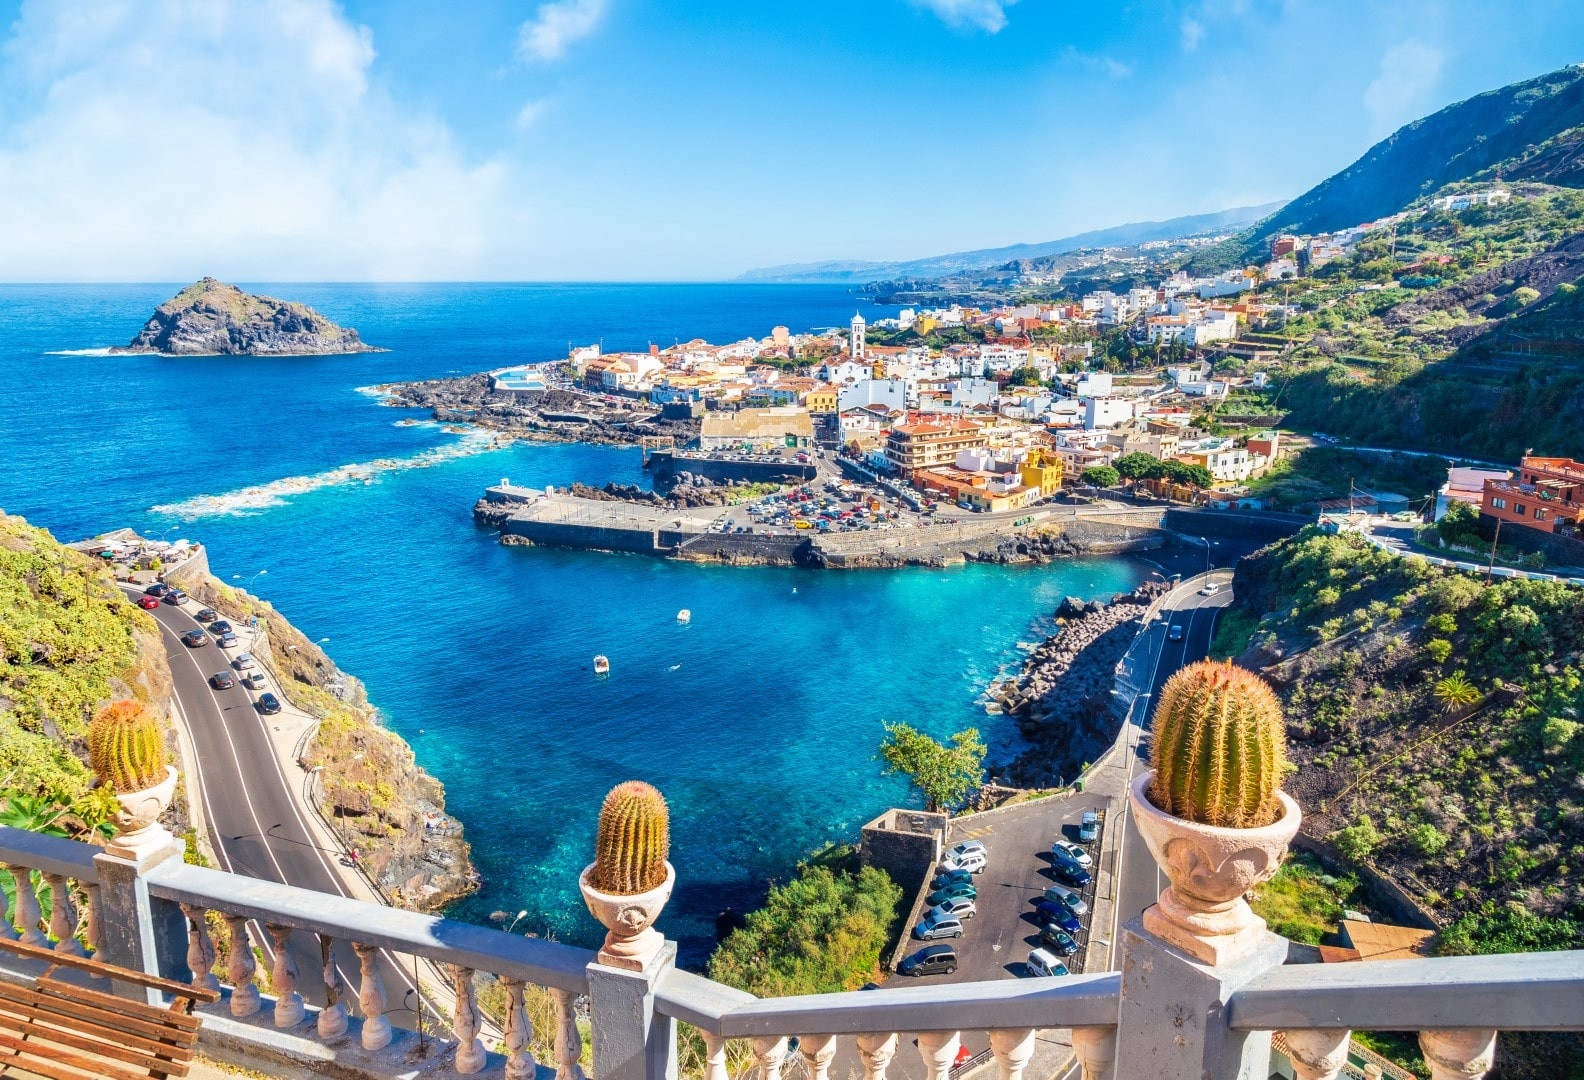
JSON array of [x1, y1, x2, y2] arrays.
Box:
[[112, 277, 379, 355]]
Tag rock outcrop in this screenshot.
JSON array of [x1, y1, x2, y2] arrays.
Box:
[[112, 278, 379, 356]]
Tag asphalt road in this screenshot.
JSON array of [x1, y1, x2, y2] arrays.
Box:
[[127, 588, 432, 1029]]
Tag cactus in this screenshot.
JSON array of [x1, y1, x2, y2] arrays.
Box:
[[591, 781, 670, 895], [1148, 660, 1287, 829], [87, 700, 168, 793]]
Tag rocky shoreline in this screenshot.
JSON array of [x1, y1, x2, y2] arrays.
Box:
[[988, 582, 1167, 787], [112, 278, 380, 356]]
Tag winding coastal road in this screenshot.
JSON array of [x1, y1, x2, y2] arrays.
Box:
[[123, 586, 433, 1030]]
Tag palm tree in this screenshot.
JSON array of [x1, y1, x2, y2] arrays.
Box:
[[1433, 673, 1482, 714]]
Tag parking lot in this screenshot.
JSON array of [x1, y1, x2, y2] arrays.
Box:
[[708, 476, 963, 539], [889, 790, 1108, 987]]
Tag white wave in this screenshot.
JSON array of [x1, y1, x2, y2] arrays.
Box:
[[152, 429, 510, 519], [46, 347, 117, 356]]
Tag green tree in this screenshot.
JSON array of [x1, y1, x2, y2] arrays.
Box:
[[878, 722, 986, 813], [1436, 501, 1481, 546], [1005, 366, 1044, 388], [1112, 453, 1162, 481], [1433, 672, 1482, 713], [1080, 465, 1120, 489]]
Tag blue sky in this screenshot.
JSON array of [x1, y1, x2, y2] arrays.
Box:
[[0, 0, 1579, 281]]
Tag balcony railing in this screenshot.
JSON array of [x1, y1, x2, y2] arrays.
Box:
[[0, 824, 1580, 1080]]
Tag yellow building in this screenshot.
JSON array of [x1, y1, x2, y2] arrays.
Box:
[[802, 387, 838, 413], [1019, 451, 1065, 497]]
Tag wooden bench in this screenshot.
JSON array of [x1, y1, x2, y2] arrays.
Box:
[[0, 936, 220, 1079]]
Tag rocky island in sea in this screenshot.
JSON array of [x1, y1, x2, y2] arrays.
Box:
[[111, 277, 381, 355]]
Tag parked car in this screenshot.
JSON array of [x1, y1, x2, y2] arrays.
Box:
[[1025, 948, 1070, 979], [913, 913, 964, 941], [928, 896, 976, 921], [897, 944, 956, 977], [137, 595, 162, 609], [1050, 857, 1092, 888], [232, 652, 255, 670], [181, 629, 208, 648], [1051, 839, 1092, 867], [944, 840, 985, 862], [926, 882, 976, 908], [1043, 884, 1089, 916], [209, 620, 232, 635], [1078, 810, 1099, 843], [242, 671, 267, 690], [217, 632, 239, 649], [143, 584, 171, 598], [1034, 901, 1081, 935], [1168, 624, 1184, 641], [940, 849, 986, 875], [256, 693, 282, 715], [1200, 582, 1221, 596], [209, 672, 235, 690], [931, 868, 974, 891], [163, 589, 188, 605], [1040, 926, 1079, 956], [194, 608, 218, 623]]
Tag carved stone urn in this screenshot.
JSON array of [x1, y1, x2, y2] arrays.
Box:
[[1128, 769, 1301, 965], [105, 765, 180, 862], [579, 860, 675, 971]]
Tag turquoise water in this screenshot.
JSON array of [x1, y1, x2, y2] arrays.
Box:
[[0, 285, 1146, 962]]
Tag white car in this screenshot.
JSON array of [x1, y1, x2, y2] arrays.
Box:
[[1051, 840, 1092, 868], [232, 652, 256, 671], [1200, 582, 1221, 596], [1025, 948, 1069, 978], [945, 840, 985, 861], [941, 850, 986, 875], [242, 671, 267, 690]]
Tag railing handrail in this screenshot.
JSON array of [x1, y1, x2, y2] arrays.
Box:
[[1228, 951, 1584, 1032], [0, 826, 100, 883], [143, 859, 594, 993], [656, 967, 1122, 1037]]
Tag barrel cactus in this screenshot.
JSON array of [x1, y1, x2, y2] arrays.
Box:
[[591, 781, 670, 895], [1148, 660, 1287, 829], [88, 700, 168, 793]]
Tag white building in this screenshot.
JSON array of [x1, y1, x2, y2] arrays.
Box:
[[1084, 397, 1134, 430], [837, 377, 908, 415], [850, 312, 867, 360]]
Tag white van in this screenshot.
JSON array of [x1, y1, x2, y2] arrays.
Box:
[[941, 849, 987, 875], [1025, 948, 1069, 978]]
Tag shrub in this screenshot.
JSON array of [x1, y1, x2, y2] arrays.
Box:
[[1409, 823, 1448, 856], [1332, 816, 1382, 863], [1541, 717, 1580, 757], [1425, 638, 1453, 664]]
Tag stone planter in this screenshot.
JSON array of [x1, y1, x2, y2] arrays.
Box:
[[105, 766, 179, 862], [1128, 769, 1300, 965], [578, 861, 675, 972]]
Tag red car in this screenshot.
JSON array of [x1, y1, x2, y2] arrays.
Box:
[[137, 595, 162, 610]]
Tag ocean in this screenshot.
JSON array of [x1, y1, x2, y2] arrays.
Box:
[[0, 283, 1148, 963]]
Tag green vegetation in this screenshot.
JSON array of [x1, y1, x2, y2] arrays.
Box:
[[1148, 660, 1288, 828], [1108, 453, 1213, 491], [1247, 447, 1445, 512], [1079, 465, 1119, 488], [1248, 850, 1357, 945], [877, 722, 985, 814], [591, 781, 670, 895], [707, 846, 902, 997]]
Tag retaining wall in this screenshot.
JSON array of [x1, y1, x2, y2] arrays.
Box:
[[648, 450, 817, 486]]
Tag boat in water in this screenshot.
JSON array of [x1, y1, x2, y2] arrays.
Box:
[[593, 654, 610, 675], [676, 609, 691, 624]]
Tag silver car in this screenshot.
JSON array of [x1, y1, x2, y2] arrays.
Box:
[[1044, 884, 1089, 916], [913, 914, 964, 941], [928, 897, 976, 921]]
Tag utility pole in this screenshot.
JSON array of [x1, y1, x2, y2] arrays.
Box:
[[1485, 518, 1504, 585]]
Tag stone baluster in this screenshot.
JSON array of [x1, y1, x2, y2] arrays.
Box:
[[989, 1029, 1035, 1080], [351, 942, 391, 1050], [265, 925, 305, 1028], [1419, 1030, 1498, 1080], [751, 1036, 787, 1080], [798, 1034, 837, 1080], [551, 987, 585, 1080], [501, 977, 537, 1080], [6, 865, 46, 945], [1283, 1029, 1351, 1080], [915, 1031, 961, 1080], [223, 914, 261, 1016], [1070, 1027, 1116, 1080], [179, 904, 218, 991], [41, 873, 85, 957], [446, 965, 487, 1074], [317, 936, 348, 1039], [855, 1033, 899, 1080], [81, 883, 103, 955], [701, 1032, 730, 1080]]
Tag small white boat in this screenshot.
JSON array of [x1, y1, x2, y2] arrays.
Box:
[[676, 609, 691, 624], [593, 655, 610, 675]]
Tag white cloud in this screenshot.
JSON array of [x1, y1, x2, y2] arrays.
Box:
[[516, 99, 552, 130], [1180, 17, 1204, 52], [1063, 48, 1132, 79], [1363, 38, 1445, 137], [912, 0, 1018, 34], [0, 0, 525, 281], [518, 0, 609, 62]]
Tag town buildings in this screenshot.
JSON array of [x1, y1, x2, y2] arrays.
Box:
[[1480, 456, 1584, 537]]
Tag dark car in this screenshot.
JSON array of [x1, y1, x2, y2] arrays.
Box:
[[897, 944, 956, 977], [1040, 926, 1079, 956], [137, 595, 162, 610], [163, 589, 188, 605], [256, 693, 282, 715], [143, 583, 171, 598], [181, 629, 208, 648], [194, 608, 218, 623], [1168, 624, 1184, 641], [926, 882, 976, 908], [209, 672, 236, 690], [931, 868, 973, 890], [1034, 901, 1082, 935], [209, 620, 233, 635], [1050, 858, 1092, 888]]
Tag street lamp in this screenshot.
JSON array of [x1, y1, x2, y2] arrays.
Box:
[[506, 909, 529, 934], [232, 570, 268, 592]]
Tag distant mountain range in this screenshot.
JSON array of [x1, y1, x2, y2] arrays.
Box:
[[734, 202, 1286, 284]]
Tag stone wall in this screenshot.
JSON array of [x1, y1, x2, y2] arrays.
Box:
[[647, 450, 817, 486], [860, 809, 946, 901], [1164, 507, 1308, 544], [499, 517, 662, 555], [1477, 512, 1584, 567]]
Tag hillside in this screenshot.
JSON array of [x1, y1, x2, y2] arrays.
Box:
[[735, 202, 1282, 284], [1215, 528, 1584, 1076], [112, 277, 379, 355]]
